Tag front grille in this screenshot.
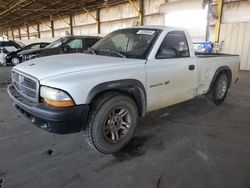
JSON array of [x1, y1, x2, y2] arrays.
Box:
[[12, 71, 39, 102], [22, 54, 37, 62]]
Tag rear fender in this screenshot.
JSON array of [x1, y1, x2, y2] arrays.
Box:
[[208, 66, 232, 92]]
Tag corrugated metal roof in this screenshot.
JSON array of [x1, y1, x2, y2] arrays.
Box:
[[0, 0, 127, 31]]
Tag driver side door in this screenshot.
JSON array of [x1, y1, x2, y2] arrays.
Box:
[[146, 31, 197, 112]]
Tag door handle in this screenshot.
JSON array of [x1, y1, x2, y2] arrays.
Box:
[[189, 65, 195, 71]]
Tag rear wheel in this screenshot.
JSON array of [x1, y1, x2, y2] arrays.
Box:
[[11, 57, 20, 66], [83, 92, 138, 154], [207, 73, 229, 105]]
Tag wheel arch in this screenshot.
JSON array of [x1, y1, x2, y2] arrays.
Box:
[[209, 66, 232, 92], [86, 79, 147, 117]]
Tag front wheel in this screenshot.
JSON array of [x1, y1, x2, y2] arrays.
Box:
[[207, 73, 229, 105], [83, 92, 138, 154], [11, 57, 21, 66]]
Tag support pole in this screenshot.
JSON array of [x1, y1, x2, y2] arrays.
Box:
[[205, 1, 211, 41], [37, 24, 40, 38], [214, 0, 223, 42], [69, 15, 73, 35], [139, 0, 144, 26], [26, 25, 30, 39], [18, 28, 21, 40], [51, 20, 54, 38], [96, 9, 100, 34], [11, 30, 14, 40], [6, 30, 9, 39]]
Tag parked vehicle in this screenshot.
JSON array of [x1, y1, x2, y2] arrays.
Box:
[[8, 26, 240, 153], [0, 40, 22, 53], [0, 47, 6, 66], [0, 40, 22, 66], [19, 36, 101, 62], [6, 42, 50, 65]]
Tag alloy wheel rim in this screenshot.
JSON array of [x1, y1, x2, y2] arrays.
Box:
[[103, 107, 132, 144], [12, 58, 20, 65], [217, 79, 227, 99]]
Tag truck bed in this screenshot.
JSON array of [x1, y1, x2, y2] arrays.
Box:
[[195, 52, 240, 97]]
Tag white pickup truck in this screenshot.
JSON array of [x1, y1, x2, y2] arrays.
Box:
[[8, 26, 240, 153]]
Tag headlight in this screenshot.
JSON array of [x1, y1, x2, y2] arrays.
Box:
[[40, 86, 75, 107]]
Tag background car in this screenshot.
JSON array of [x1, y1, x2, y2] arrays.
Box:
[[0, 40, 23, 66], [19, 36, 101, 62], [0, 47, 6, 66], [6, 42, 50, 65], [0, 40, 23, 53]]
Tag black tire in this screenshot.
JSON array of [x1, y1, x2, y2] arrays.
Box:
[[11, 57, 20, 66], [207, 73, 229, 105], [83, 92, 138, 154]]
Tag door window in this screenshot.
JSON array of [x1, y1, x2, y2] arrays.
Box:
[[66, 39, 83, 49], [40, 43, 48, 48], [156, 31, 190, 59], [30, 44, 41, 49], [85, 38, 99, 48]]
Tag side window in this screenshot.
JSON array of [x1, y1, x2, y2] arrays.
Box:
[[40, 43, 48, 48], [30, 44, 41, 49], [85, 39, 99, 48], [156, 31, 190, 59], [66, 39, 83, 49]]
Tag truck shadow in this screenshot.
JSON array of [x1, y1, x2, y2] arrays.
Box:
[[112, 135, 152, 162], [102, 96, 213, 164], [95, 135, 152, 172]]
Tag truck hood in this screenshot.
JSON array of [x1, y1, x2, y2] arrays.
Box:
[[13, 53, 146, 80]]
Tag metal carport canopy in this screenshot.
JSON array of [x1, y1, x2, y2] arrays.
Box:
[[0, 0, 127, 31]]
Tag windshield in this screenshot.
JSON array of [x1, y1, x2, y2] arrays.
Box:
[[45, 38, 69, 48], [90, 28, 161, 59], [0, 41, 21, 52]]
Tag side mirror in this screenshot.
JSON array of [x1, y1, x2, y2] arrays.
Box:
[[156, 48, 177, 59], [62, 45, 70, 52]]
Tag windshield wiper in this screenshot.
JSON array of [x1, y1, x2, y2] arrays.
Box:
[[100, 49, 127, 58], [110, 50, 127, 58], [88, 47, 96, 55]]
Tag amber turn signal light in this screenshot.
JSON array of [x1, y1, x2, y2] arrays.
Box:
[[42, 98, 75, 107]]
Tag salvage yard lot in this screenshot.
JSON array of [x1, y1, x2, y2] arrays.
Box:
[[1, 66, 250, 188]]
